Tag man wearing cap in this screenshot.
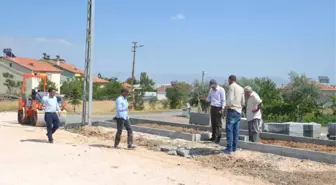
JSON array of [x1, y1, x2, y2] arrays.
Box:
[[223, 75, 245, 154], [114, 88, 136, 149], [205, 79, 225, 144]]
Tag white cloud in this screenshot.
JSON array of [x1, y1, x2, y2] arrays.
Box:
[[171, 13, 186, 20], [33, 37, 72, 46]]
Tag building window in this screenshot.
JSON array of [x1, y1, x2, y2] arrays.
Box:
[[9, 63, 12, 67]]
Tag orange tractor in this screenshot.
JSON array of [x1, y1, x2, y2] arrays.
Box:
[[17, 74, 67, 126]]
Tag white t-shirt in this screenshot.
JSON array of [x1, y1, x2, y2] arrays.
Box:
[[246, 91, 262, 121]]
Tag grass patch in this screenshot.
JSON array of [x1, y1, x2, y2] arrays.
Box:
[[0, 101, 17, 112], [0, 100, 176, 114]]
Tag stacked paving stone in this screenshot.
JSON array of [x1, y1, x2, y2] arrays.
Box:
[[158, 145, 191, 158], [328, 123, 336, 140], [189, 112, 210, 126], [239, 118, 248, 130], [265, 122, 321, 138]]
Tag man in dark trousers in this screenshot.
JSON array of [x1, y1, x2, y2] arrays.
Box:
[[205, 79, 225, 144], [114, 88, 136, 149], [42, 88, 60, 143]]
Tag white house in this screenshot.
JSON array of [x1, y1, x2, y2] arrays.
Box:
[[0, 56, 62, 94], [156, 84, 171, 100]]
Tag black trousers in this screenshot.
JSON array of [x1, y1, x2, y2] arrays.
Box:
[[210, 106, 222, 139], [114, 118, 134, 146], [44, 112, 60, 141]]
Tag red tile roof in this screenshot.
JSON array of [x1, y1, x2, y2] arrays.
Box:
[[280, 81, 336, 91], [41, 59, 108, 84], [93, 77, 109, 84], [156, 85, 171, 92], [121, 82, 133, 88], [4, 57, 61, 72], [42, 60, 84, 74]]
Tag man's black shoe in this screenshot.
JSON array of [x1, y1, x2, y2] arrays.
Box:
[[128, 144, 136, 149], [49, 140, 53, 144], [214, 137, 221, 144], [208, 138, 215, 142]]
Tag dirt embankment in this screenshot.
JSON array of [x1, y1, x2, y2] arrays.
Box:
[[135, 123, 336, 154], [136, 123, 205, 134], [260, 139, 336, 153], [73, 126, 336, 185]]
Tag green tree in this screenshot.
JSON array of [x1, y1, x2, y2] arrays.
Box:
[[2, 72, 21, 96], [61, 77, 83, 99], [103, 81, 122, 100], [133, 90, 145, 110], [38, 77, 57, 91], [126, 77, 139, 85], [139, 72, 155, 92], [98, 73, 118, 82], [166, 82, 190, 109], [69, 85, 82, 112], [149, 98, 157, 110], [281, 71, 321, 122], [190, 80, 209, 113], [329, 96, 336, 116]]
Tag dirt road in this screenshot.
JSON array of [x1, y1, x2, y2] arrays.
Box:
[[0, 119, 267, 185]]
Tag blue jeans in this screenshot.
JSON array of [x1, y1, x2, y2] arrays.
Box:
[[44, 112, 60, 141], [226, 109, 241, 151]]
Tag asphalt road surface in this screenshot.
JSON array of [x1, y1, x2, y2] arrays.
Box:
[[66, 111, 183, 124]]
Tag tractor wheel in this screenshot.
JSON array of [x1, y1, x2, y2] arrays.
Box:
[[30, 111, 38, 126], [18, 110, 24, 124]]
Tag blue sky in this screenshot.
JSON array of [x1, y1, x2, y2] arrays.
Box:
[[0, 0, 335, 84]]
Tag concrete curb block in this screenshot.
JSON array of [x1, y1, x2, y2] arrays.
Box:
[[219, 139, 336, 164], [128, 118, 211, 131], [93, 121, 201, 142], [237, 129, 336, 146], [128, 118, 336, 146]]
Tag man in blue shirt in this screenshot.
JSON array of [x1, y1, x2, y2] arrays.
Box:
[[42, 88, 60, 143], [114, 88, 136, 149]]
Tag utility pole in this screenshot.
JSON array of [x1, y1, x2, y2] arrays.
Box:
[[131, 41, 144, 86], [82, 0, 94, 126], [201, 71, 206, 84], [130, 41, 144, 102]]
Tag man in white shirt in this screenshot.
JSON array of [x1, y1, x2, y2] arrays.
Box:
[[223, 75, 245, 154], [42, 88, 60, 143], [114, 88, 136, 149], [205, 79, 225, 144], [244, 86, 263, 142]]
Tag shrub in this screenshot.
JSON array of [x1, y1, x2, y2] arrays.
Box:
[[161, 100, 169, 109], [149, 98, 157, 110]]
